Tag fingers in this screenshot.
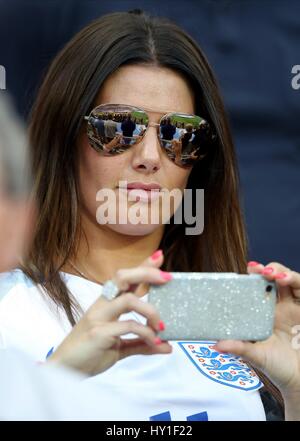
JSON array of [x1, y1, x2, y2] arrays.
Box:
[[213, 339, 266, 372], [247, 261, 290, 276], [274, 269, 300, 289], [247, 261, 300, 301], [119, 337, 172, 359], [247, 261, 265, 274], [111, 264, 172, 294], [90, 292, 163, 331], [104, 320, 165, 348], [272, 270, 300, 300], [140, 249, 164, 268], [124, 249, 165, 295]]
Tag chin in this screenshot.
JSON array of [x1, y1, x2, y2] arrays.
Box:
[[105, 223, 161, 236], [96, 202, 169, 236]]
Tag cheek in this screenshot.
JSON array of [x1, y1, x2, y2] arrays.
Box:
[[78, 138, 127, 217], [160, 160, 192, 223], [79, 138, 124, 192], [164, 159, 192, 192]]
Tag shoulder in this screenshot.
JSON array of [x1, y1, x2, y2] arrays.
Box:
[[0, 269, 46, 321], [0, 269, 66, 330], [0, 270, 72, 357], [0, 268, 36, 301]]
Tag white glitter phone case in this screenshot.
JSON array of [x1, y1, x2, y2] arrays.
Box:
[[148, 273, 277, 341]]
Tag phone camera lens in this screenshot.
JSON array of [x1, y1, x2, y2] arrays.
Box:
[[266, 285, 273, 292]]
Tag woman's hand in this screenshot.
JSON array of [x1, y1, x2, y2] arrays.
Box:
[[47, 250, 172, 376], [104, 134, 123, 150], [214, 261, 300, 419]]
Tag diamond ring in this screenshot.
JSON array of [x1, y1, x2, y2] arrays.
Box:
[[101, 280, 120, 301]]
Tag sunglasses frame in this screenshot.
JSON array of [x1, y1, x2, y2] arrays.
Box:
[[84, 103, 214, 168]]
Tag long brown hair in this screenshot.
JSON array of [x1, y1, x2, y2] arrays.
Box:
[[24, 10, 283, 411]]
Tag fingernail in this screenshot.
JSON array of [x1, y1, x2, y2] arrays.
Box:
[[247, 261, 259, 266], [151, 249, 163, 260], [160, 271, 172, 281], [158, 320, 166, 331], [262, 267, 274, 275], [154, 337, 162, 345], [274, 272, 288, 279]]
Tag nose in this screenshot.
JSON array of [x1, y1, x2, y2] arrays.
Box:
[[130, 126, 162, 174]]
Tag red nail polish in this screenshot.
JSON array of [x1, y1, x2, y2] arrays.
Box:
[[151, 250, 163, 260], [154, 337, 162, 345], [158, 320, 166, 331], [160, 271, 172, 281], [262, 267, 274, 275], [275, 272, 288, 279], [247, 261, 259, 266]]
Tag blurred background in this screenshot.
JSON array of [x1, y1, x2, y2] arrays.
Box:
[[0, 0, 299, 270]]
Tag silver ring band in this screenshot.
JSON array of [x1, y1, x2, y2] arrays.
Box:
[[102, 280, 120, 301]]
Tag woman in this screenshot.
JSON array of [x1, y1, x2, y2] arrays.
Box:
[[172, 123, 194, 166], [0, 10, 300, 420], [0, 95, 169, 420]]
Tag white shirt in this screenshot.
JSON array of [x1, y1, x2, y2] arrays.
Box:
[[0, 269, 266, 421], [0, 347, 114, 421]]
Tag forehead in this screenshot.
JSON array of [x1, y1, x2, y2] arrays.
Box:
[[96, 64, 195, 116]]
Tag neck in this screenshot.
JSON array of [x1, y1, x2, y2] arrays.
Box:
[[65, 211, 165, 283]]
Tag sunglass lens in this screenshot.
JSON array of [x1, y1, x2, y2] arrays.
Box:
[[87, 105, 149, 154], [160, 113, 211, 167]]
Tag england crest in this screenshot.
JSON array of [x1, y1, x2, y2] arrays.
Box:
[[178, 341, 262, 391]]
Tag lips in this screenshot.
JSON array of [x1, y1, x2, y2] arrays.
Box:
[[119, 182, 162, 191], [117, 181, 162, 203]]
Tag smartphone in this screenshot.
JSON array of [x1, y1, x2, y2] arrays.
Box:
[[148, 272, 277, 341]]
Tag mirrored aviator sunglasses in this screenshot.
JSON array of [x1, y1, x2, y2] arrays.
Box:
[[84, 103, 215, 168]]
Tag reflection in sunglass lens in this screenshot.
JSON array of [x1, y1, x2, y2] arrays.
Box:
[[86, 104, 213, 167], [159, 113, 211, 167], [87, 104, 149, 155]]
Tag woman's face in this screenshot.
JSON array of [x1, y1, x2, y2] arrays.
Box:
[[78, 64, 195, 236]]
